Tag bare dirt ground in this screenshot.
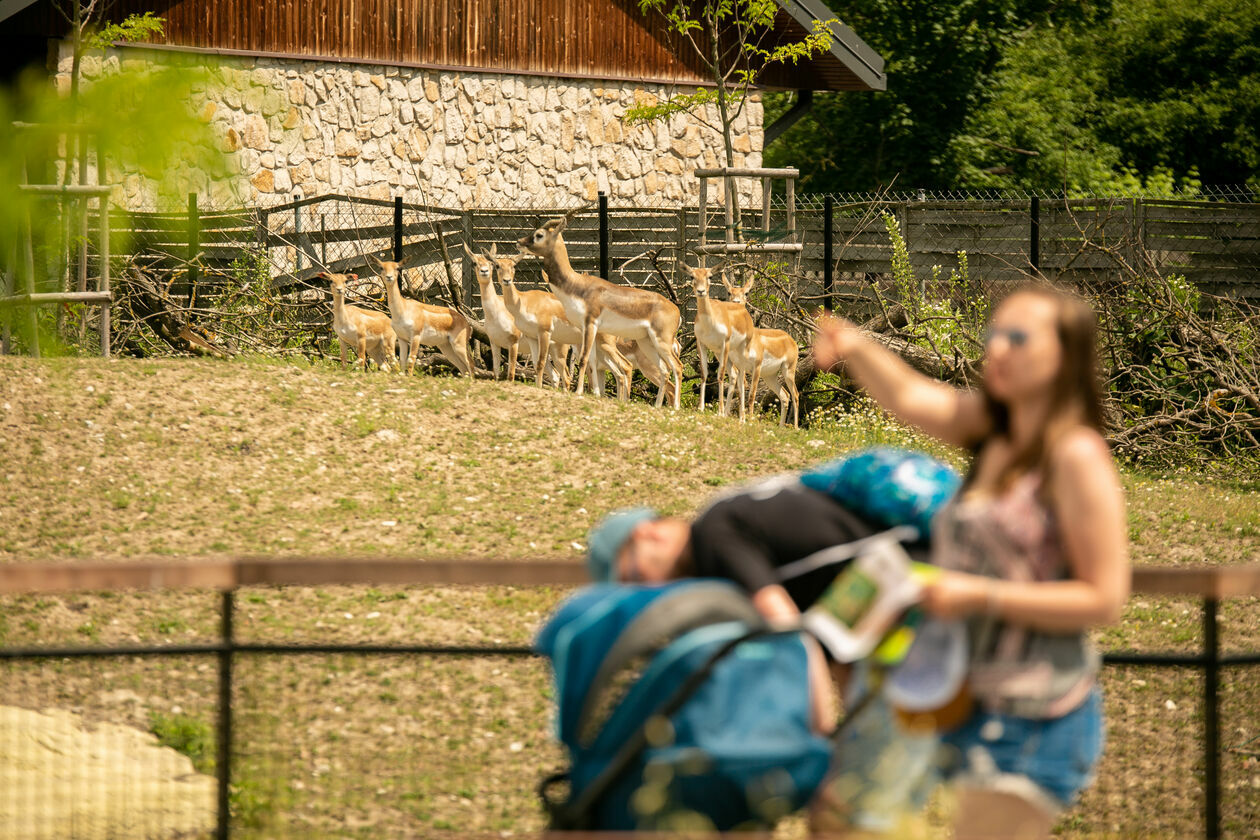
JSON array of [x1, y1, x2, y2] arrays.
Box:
[[1, 355, 1257, 838]]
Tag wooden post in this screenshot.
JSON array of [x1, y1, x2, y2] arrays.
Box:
[[761, 177, 771, 234], [22, 207, 39, 358], [187, 193, 200, 307], [786, 173, 796, 235], [99, 195, 110, 357], [2, 238, 14, 354], [724, 175, 735, 246], [293, 195, 304, 273]]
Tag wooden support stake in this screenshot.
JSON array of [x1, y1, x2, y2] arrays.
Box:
[[100, 195, 111, 357], [22, 207, 39, 358]]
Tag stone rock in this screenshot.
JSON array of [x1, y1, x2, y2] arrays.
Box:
[[0, 705, 216, 840], [222, 127, 241, 152], [201, 101, 218, 121], [288, 79, 306, 104], [425, 79, 440, 102], [644, 170, 661, 195], [241, 114, 269, 150], [400, 100, 414, 124], [273, 167, 293, 193], [361, 139, 379, 161], [243, 85, 264, 113], [251, 169, 275, 193], [259, 151, 276, 168], [335, 131, 361, 157], [282, 107, 301, 130], [587, 109, 605, 146], [371, 117, 391, 138], [357, 85, 380, 116], [732, 133, 752, 154]]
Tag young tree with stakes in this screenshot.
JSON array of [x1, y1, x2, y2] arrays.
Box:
[[625, 0, 835, 230]]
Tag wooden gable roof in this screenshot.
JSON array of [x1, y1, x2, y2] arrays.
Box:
[[2, 0, 885, 91]]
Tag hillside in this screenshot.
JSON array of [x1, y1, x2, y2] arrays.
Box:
[[1, 355, 1256, 567]]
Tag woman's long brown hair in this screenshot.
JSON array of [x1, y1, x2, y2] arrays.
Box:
[[965, 283, 1108, 493]]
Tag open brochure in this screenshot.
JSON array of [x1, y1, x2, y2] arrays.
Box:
[[802, 536, 934, 663]]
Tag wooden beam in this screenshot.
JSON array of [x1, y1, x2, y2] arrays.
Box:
[[0, 291, 113, 308]]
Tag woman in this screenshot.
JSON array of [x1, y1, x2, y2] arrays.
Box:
[[812, 284, 1129, 838]]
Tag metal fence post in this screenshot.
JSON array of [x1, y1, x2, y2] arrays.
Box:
[[1030, 195, 1041, 273], [824, 195, 834, 312], [293, 195, 303, 273], [216, 589, 235, 840], [461, 210, 474, 308], [598, 191, 610, 281], [393, 196, 403, 262], [187, 193, 199, 305], [1204, 597, 1220, 840]]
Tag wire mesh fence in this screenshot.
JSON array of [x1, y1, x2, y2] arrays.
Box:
[[1, 564, 1257, 840], [7, 186, 1257, 362]]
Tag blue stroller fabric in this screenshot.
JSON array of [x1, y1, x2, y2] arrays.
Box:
[[535, 580, 833, 831], [799, 446, 962, 539]]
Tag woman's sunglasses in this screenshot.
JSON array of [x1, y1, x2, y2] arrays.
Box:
[[984, 327, 1030, 348]]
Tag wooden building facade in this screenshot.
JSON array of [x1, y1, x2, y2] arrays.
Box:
[[1, 0, 884, 209]]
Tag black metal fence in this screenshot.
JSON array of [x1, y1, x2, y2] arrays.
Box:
[[1, 560, 1258, 839], [112, 187, 1260, 326]]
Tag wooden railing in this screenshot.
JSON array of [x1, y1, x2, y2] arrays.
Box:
[[2, 558, 1257, 839]]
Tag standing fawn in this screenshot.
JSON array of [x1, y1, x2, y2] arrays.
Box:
[[737, 328, 801, 427], [518, 213, 683, 407], [463, 243, 521, 381], [725, 278, 800, 427], [491, 250, 574, 387], [321, 271, 397, 373], [686, 264, 754, 417], [371, 256, 474, 377], [494, 249, 633, 395]]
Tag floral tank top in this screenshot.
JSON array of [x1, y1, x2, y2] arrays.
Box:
[[931, 471, 1099, 719]]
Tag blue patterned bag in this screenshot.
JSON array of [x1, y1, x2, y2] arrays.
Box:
[[799, 447, 961, 539]]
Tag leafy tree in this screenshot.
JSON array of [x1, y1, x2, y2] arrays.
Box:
[[627, 0, 835, 227], [764, 0, 1074, 192], [768, 0, 1258, 193]]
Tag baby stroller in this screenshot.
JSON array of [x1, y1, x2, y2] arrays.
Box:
[[535, 580, 833, 832]]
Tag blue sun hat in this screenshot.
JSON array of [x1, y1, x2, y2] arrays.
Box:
[[586, 507, 658, 582], [799, 447, 962, 539]]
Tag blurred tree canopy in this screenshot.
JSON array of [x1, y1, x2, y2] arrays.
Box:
[[766, 0, 1259, 193]]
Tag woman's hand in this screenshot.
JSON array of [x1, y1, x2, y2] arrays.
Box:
[[920, 570, 990, 620], [812, 314, 861, 372]]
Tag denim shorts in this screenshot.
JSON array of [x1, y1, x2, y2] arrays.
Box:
[[939, 686, 1105, 810], [823, 680, 1104, 830]]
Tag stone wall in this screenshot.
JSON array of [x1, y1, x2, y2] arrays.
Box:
[[53, 43, 764, 211]]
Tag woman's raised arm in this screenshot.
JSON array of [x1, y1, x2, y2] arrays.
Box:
[[813, 315, 990, 449]]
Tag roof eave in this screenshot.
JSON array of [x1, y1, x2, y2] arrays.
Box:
[[777, 0, 887, 91]]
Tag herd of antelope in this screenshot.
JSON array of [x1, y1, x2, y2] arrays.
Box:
[[320, 212, 800, 426]]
